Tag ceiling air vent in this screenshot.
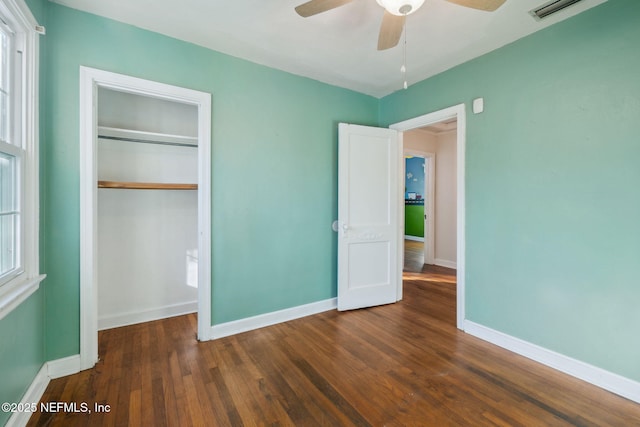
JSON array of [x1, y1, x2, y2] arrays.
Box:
[[530, 0, 584, 20]]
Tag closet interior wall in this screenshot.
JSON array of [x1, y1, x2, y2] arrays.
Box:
[[97, 87, 199, 330]]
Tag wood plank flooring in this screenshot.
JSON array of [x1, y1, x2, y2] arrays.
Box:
[[28, 244, 640, 426], [403, 239, 427, 273]]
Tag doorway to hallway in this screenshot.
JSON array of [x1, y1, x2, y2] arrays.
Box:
[[391, 102, 465, 329]]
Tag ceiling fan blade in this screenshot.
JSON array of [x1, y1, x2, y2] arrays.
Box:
[[377, 11, 405, 51], [295, 0, 355, 17], [445, 0, 507, 12]]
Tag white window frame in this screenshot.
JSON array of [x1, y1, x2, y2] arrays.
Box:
[[0, 0, 44, 321]]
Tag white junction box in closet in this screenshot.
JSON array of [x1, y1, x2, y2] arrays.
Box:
[[96, 88, 199, 330]]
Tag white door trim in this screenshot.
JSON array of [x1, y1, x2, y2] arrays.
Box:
[[79, 66, 212, 370], [404, 149, 435, 265], [390, 103, 466, 330]]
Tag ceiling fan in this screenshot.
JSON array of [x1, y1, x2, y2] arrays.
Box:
[[295, 0, 507, 50]]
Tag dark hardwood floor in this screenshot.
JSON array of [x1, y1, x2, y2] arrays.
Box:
[[28, 242, 640, 426]]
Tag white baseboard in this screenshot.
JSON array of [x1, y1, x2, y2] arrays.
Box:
[[434, 258, 457, 269], [98, 301, 197, 330], [211, 298, 337, 339], [6, 354, 82, 427], [47, 354, 81, 379], [404, 235, 424, 242], [464, 320, 640, 404]]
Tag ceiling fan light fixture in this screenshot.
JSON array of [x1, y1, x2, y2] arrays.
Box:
[[376, 0, 425, 16]]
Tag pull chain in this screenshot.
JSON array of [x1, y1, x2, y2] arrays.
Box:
[[401, 16, 408, 90]]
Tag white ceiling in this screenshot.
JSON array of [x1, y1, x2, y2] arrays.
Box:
[[50, 0, 606, 98], [423, 118, 458, 133]]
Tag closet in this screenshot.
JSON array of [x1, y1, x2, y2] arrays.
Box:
[[96, 87, 199, 330]]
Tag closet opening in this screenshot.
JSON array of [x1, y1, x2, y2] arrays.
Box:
[[96, 87, 200, 331], [80, 67, 212, 371]]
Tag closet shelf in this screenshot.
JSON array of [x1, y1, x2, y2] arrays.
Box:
[[97, 126, 198, 147], [98, 180, 197, 190]]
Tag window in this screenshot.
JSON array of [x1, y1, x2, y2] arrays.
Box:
[[0, 0, 43, 320], [1, 16, 22, 283], [0, 151, 19, 279]]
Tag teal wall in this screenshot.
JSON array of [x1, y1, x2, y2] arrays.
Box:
[[41, 4, 378, 360], [0, 294, 45, 426], [381, 0, 640, 381], [0, 1, 47, 425]]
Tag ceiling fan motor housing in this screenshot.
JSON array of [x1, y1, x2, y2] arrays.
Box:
[[376, 0, 425, 16]]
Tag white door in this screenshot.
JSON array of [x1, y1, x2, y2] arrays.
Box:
[[338, 123, 401, 311]]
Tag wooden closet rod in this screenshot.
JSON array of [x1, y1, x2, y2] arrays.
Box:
[[98, 181, 198, 190]]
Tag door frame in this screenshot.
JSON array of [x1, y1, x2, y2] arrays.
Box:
[[403, 149, 435, 265], [391, 103, 466, 330], [79, 67, 212, 370]]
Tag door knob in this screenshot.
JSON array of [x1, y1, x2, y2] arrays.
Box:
[[340, 223, 350, 237]]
